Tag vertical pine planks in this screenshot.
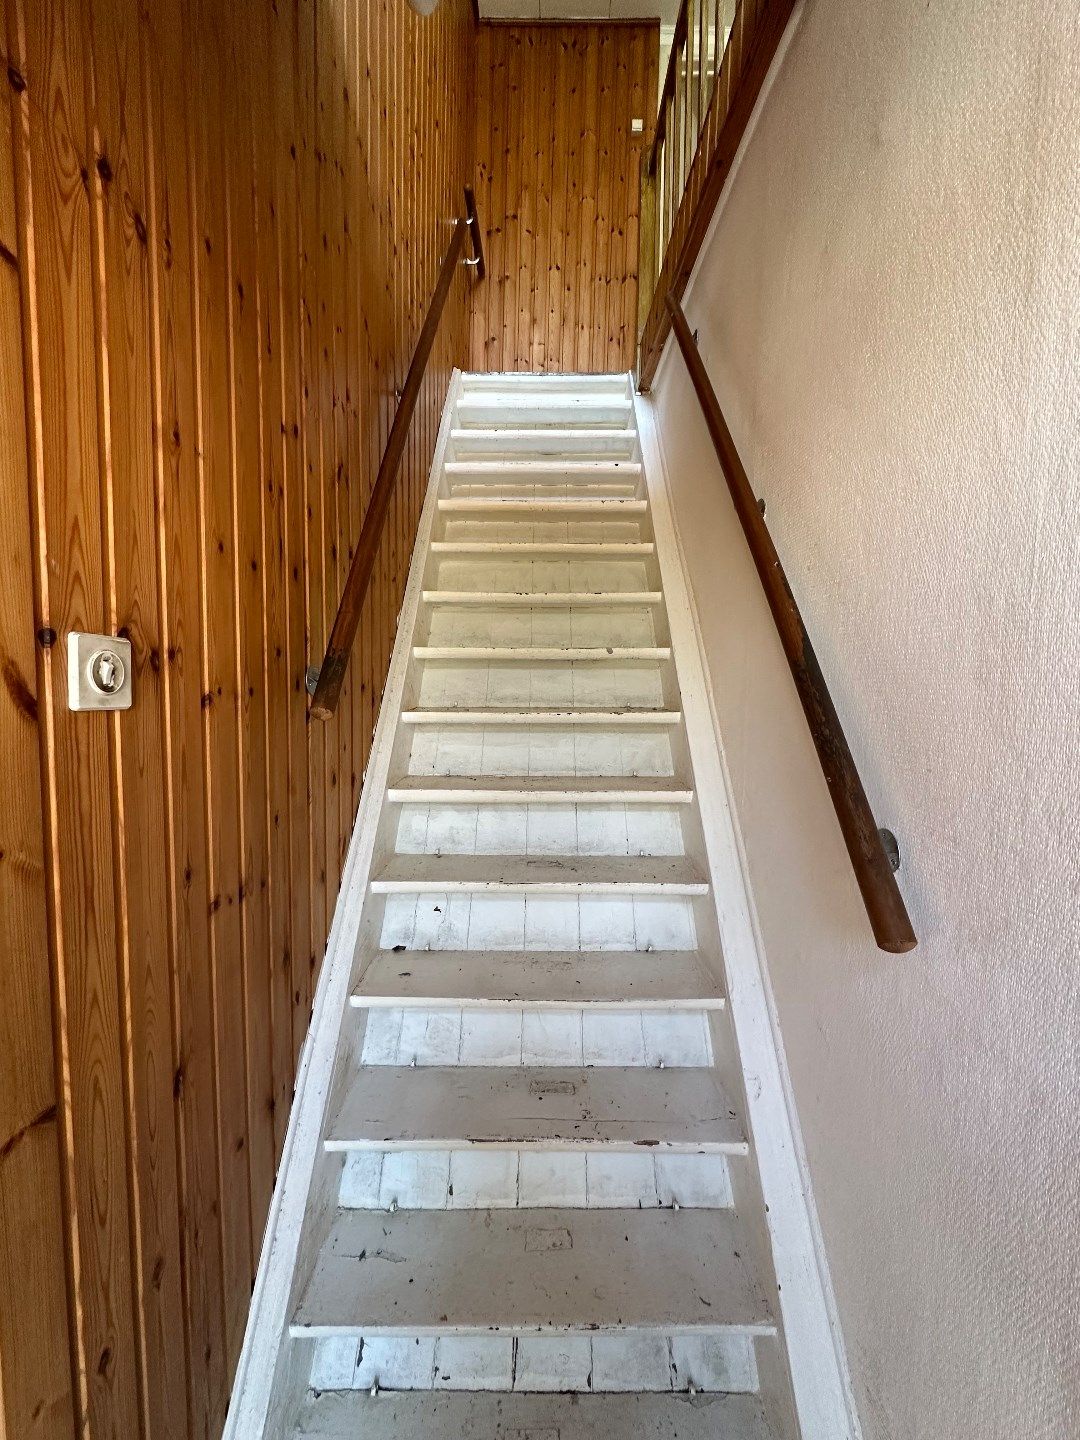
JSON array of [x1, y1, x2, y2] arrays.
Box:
[[0, 14, 75, 1435], [470, 22, 658, 374], [83, 0, 187, 1432], [1, 0, 474, 1435], [139, 0, 229, 1424], [7, 0, 142, 1432]]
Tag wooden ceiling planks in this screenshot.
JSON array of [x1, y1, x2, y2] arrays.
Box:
[[0, 0, 474, 1437], [469, 22, 659, 375]]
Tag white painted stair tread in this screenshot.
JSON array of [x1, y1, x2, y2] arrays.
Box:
[[422, 591, 663, 606], [455, 396, 633, 426], [401, 708, 681, 725], [444, 458, 641, 476], [326, 1065, 744, 1152], [290, 1208, 774, 1336], [439, 496, 646, 512], [460, 371, 629, 391], [431, 540, 655, 554], [351, 950, 723, 1008], [295, 1391, 776, 1438], [387, 774, 692, 801], [450, 428, 637, 456], [369, 854, 708, 894], [413, 646, 670, 661]]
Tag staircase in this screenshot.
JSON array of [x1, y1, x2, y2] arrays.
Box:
[[228, 372, 856, 1439]]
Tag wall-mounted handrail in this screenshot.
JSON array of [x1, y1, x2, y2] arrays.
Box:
[[665, 296, 917, 954], [309, 194, 483, 719], [464, 184, 485, 281]]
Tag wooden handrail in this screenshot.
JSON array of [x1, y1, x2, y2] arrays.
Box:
[[665, 296, 917, 954], [309, 199, 482, 719]]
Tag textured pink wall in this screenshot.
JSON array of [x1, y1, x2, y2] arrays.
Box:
[[649, 1, 1080, 1436]]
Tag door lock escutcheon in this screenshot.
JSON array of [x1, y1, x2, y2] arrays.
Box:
[[67, 633, 134, 711]]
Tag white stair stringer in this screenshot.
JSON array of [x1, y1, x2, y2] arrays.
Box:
[[224, 371, 859, 1440]]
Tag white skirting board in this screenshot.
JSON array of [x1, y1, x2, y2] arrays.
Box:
[[222, 371, 466, 1440], [634, 388, 863, 1440]]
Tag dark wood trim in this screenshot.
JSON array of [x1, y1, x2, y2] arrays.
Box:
[[665, 296, 917, 954], [639, 0, 796, 389], [310, 217, 469, 719], [464, 184, 485, 281]]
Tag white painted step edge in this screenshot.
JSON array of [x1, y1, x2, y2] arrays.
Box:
[[430, 541, 656, 555], [450, 427, 637, 443], [399, 708, 682, 726], [412, 646, 672, 661], [438, 496, 647, 512], [385, 784, 693, 804], [349, 949, 724, 1010], [421, 591, 664, 606], [459, 370, 631, 388], [444, 459, 642, 474]]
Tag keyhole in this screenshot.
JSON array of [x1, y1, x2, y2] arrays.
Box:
[[91, 650, 124, 694]]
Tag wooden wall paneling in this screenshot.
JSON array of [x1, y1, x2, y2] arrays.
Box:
[[298, 0, 328, 990], [224, 0, 277, 1236], [472, 23, 492, 365], [620, 30, 640, 359], [354, 0, 374, 792], [384, 0, 401, 695], [382, 0, 395, 712], [313, 0, 339, 932], [249, 0, 295, 1156], [0, 23, 76, 1436], [2, 0, 475, 1434], [343, 0, 360, 842], [370, 0, 387, 768], [601, 28, 619, 366], [83, 0, 188, 1433], [534, 31, 553, 369], [575, 29, 600, 370], [501, 28, 520, 367], [616, 24, 637, 359], [139, 0, 230, 1426], [470, 23, 656, 374], [330, 0, 353, 879], [343, 0, 363, 818], [8, 0, 142, 1432], [514, 29, 533, 367], [273, 0, 314, 1071], [541, 30, 564, 370], [591, 30, 614, 369], [494, 27, 509, 371], [558, 31, 582, 375], [189, 0, 255, 1379]]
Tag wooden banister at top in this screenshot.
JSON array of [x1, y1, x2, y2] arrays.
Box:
[[309, 195, 484, 720], [648, 0, 691, 174], [665, 297, 917, 954], [637, 0, 797, 392]]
